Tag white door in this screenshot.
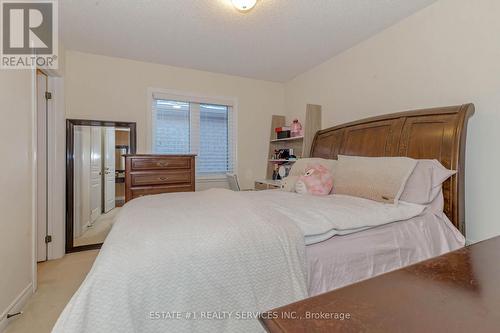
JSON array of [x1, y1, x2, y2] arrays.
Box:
[[73, 127, 83, 238], [36, 71, 48, 262], [90, 127, 102, 223], [103, 128, 116, 213], [74, 126, 92, 237]]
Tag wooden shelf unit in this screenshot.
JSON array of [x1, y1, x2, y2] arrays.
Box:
[[266, 104, 322, 179], [268, 159, 298, 163], [270, 136, 304, 143]]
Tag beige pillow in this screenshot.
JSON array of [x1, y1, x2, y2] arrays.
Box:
[[282, 158, 337, 192], [334, 155, 417, 204]]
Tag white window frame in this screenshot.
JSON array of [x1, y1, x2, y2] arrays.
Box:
[[146, 88, 238, 181]]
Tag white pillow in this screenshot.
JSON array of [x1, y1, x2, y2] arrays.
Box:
[[282, 158, 337, 192], [400, 160, 456, 205], [282, 176, 299, 192], [334, 155, 417, 204]]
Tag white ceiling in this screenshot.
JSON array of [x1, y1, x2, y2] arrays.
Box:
[[60, 0, 437, 82]]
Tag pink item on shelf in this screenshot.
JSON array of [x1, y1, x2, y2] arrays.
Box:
[[291, 118, 303, 137], [295, 164, 334, 196]]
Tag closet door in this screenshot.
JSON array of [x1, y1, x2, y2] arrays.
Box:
[[36, 71, 48, 262]]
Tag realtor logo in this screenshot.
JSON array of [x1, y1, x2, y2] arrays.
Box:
[[1, 0, 58, 69]]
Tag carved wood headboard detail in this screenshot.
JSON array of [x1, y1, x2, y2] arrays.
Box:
[[310, 104, 475, 235]]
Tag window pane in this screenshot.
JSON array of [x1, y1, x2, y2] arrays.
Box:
[[199, 104, 229, 174], [153, 100, 190, 154]]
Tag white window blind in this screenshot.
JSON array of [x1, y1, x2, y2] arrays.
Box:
[[152, 96, 235, 177], [152, 100, 190, 154]]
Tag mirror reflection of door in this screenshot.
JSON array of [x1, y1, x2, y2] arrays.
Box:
[[72, 125, 131, 248], [90, 126, 103, 223], [103, 127, 116, 213]]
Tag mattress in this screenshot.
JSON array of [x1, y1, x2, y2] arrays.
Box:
[[306, 206, 465, 296]]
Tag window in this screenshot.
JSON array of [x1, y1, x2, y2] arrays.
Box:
[[153, 100, 190, 154], [151, 93, 236, 177], [199, 104, 230, 174]]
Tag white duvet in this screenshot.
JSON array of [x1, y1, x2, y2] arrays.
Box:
[[245, 190, 425, 245], [53, 189, 425, 333]]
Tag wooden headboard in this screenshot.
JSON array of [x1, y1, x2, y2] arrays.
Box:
[[310, 104, 475, 235]]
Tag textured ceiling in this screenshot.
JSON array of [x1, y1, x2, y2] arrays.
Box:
[[60, 0, 437, 82]]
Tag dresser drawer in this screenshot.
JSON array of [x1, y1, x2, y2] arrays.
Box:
[[125, 154, 196, 203], [130, 185, 193, 199], [131, 170, 192, 186], [130, 157, 191, 171]]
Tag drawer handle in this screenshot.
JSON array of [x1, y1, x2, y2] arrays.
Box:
[[159, 177, 168, 181], [157, 161, 169, 167]]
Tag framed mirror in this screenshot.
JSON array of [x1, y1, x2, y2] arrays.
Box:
[[66, 119, 137, 253]]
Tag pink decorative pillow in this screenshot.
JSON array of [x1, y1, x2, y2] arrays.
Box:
[[295, 164, 334, 196]]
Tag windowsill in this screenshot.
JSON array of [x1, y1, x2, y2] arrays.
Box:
[[196, 174, 228, 182]]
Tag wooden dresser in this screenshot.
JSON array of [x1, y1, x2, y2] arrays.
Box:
[[125, 154, 196, 202]]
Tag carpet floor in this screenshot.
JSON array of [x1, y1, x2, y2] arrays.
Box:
[[5, 250, 99, 333], [74, 207, 120, 247]]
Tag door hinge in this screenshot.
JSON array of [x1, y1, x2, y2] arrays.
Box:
[[45, 235, 52, 243], [45, 91, 52, 100]]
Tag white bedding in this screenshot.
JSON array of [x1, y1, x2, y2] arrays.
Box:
[[53, 189, 308, 333], [244, 190, 425, 244], [52, 189, 451, 333], [306, 209, 465, 296]]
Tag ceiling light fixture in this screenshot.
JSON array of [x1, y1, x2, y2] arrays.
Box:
[[231, 0, 257, 12]]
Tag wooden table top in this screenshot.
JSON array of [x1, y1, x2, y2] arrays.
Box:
[[260, 236, 500, 333]]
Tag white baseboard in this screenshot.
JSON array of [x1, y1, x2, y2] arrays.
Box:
[[465, 238, 475, 246], [82, 220, 92, 231], [0, 283, 33, 333]]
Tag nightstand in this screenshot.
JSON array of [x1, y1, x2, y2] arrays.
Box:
[[254, 179, 283, 191]]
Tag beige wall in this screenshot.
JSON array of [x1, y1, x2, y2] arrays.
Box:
[[2, 0, 498, 323], [0, 71, 33, 320], [64, 50, 285, 189], [284, 0, 500, 242]]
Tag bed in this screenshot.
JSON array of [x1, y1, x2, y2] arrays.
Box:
[[52, 104, 474, 333]]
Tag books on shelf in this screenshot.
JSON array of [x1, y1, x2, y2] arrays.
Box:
[[274, 126, 291, 132]]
